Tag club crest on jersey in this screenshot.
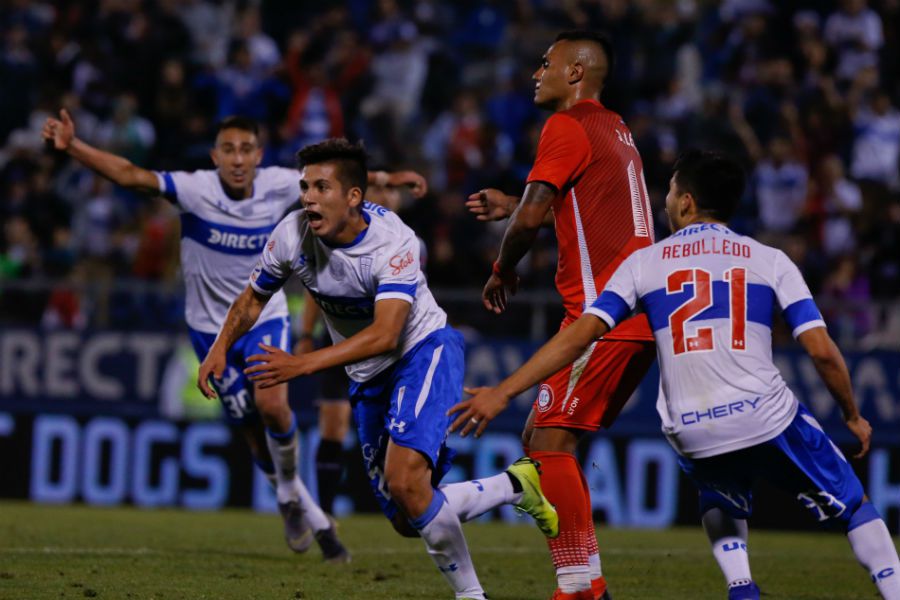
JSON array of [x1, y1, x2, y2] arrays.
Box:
[[267, 239, 275, 252], [537, 384, 554, 413], [330, 259, 346, 280]]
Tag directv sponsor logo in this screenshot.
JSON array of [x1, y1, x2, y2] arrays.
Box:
[[311, 294, 375, 319], [681, 397, 761, 426], [207, 228, 268, 251]]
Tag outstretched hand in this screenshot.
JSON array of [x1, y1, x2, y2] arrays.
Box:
[[245, 343, 304, 388], [447, 386, 511, 438], [466, 188, 517, 221], [386, 170, 428, 198], [42, 108, 75, 151]]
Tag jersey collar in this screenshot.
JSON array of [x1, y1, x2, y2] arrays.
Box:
[[321, 210, 371, 249]]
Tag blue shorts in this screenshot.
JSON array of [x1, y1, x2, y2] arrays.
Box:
[[678, 403, 865, 528], [350, 326, 463, 520], [189, 317, 291, 425]]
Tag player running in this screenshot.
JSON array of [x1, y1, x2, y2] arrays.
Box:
[[453, 149, 900, 600], [41, 110, 422, 561], [197, 138, 559, 600], [468, 30, 655, 599]]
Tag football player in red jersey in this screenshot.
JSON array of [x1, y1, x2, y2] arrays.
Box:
[[460, 31, 657, 600]]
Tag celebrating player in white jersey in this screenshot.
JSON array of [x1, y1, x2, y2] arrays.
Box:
[[41, 110, 423, 561], [198, 138, 559, 600], [452, 149, 900, 600]]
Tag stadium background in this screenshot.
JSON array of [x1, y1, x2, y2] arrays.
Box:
[[0, 0, 899, 539]]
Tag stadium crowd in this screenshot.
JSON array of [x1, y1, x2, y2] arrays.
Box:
[[0, 0, 898, 347]]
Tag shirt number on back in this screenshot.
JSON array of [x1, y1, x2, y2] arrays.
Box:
[[667, 267, 748, 354]]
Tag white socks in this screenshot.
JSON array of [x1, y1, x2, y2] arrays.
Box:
[[589, 552, 602, 580], [557, 566, 592, 593], [441, 473, 522, 522], [847, 506, 900, 599], [265, 418, 330, 532], [411, 489, 485, 600], [702, 508, 752, 588]]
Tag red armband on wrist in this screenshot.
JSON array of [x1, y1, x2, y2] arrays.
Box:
[[492, 261, 503, 277]]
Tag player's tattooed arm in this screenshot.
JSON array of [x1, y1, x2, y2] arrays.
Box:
[[245, 298, 411, 389], [481, 181, 556, 314], [197, 286, 269, 398], [467, 188, 555, 226], [797, 327, 872, 458], [449, 313, 609, 438], [42, 109, 160, 194]]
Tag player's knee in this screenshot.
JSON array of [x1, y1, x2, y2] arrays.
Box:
[[386, 474, 431, 516], [389, 513, 421, 538]]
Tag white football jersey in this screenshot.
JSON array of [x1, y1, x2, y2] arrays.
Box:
[[249, 202, 447, 382], [587, 223, 826, 458], [154, 167, 300, 333]]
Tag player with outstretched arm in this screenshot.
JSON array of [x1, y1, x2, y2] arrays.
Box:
[[468, 30, 656, 600], [198, 138, 559, 600], [42, 110, 424, 561], [452, 150, 900, 600]]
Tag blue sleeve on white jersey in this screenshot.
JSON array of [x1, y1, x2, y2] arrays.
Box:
[[249, 217, 295, 296], [376, 282, 418, 298], [154, 171, 178, 203], [772, 251, 826, 338], [588, 291, 631, 328], [251, 267, 288, 294], [584, 252, 640, 328], [783, 298, 825, 337], [373, 230, 421, 304]]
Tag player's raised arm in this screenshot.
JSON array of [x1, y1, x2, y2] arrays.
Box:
[[197, 285, 270, 398], [245, 298, 412, 388], [797, 327, 872, 457], [42, 109, 160, 194], [449, 312, 609, 438], [370, 170, 428, 198], [466, 188, 556, 225]]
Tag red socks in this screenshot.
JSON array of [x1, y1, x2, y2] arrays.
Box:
[[530, 451, 591, 570]]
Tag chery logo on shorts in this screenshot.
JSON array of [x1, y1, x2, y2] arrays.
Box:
[[537, 384, 554, 412]]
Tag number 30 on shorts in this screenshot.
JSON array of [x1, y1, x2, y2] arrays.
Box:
[[666, 267, 747, 355]]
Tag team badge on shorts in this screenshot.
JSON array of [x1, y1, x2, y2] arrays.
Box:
[[537, 384, 554, 413]]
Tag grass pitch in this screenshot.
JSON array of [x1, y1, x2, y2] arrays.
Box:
[[0, 501, 888, 600]]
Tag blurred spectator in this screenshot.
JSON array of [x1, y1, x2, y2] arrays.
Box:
[[811, 155, 863, 257], [0, 0, 897, 342], [824, 0, 884, 83], [849, 90, 900, 190], [753, 136, 808, 234]]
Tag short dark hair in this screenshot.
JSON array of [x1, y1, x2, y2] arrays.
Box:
[[555, 30, 615, 82], [673, 149, 746, 222], [216, 116, 260, 138], [296, 138, 368, 197]]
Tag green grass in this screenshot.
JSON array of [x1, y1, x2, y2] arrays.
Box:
[[0, 501, 889, 600]]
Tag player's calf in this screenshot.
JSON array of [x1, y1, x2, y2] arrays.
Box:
[[846, 502, 900, 599]]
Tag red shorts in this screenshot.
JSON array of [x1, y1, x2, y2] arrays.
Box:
[[532, 338, 656, 431]]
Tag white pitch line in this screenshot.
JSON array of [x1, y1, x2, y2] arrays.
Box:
[[0, 547, 156, 556]]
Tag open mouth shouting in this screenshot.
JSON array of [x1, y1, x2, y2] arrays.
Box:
[[306, 208, 325, 231]]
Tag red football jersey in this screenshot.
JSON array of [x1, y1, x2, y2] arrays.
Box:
[[527, 99, 654, 340]]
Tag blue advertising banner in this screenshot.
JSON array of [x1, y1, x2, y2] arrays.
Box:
[[1, 329, 898, 532]]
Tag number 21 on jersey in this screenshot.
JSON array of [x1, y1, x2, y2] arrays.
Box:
[[666, 267, 747, 355]]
